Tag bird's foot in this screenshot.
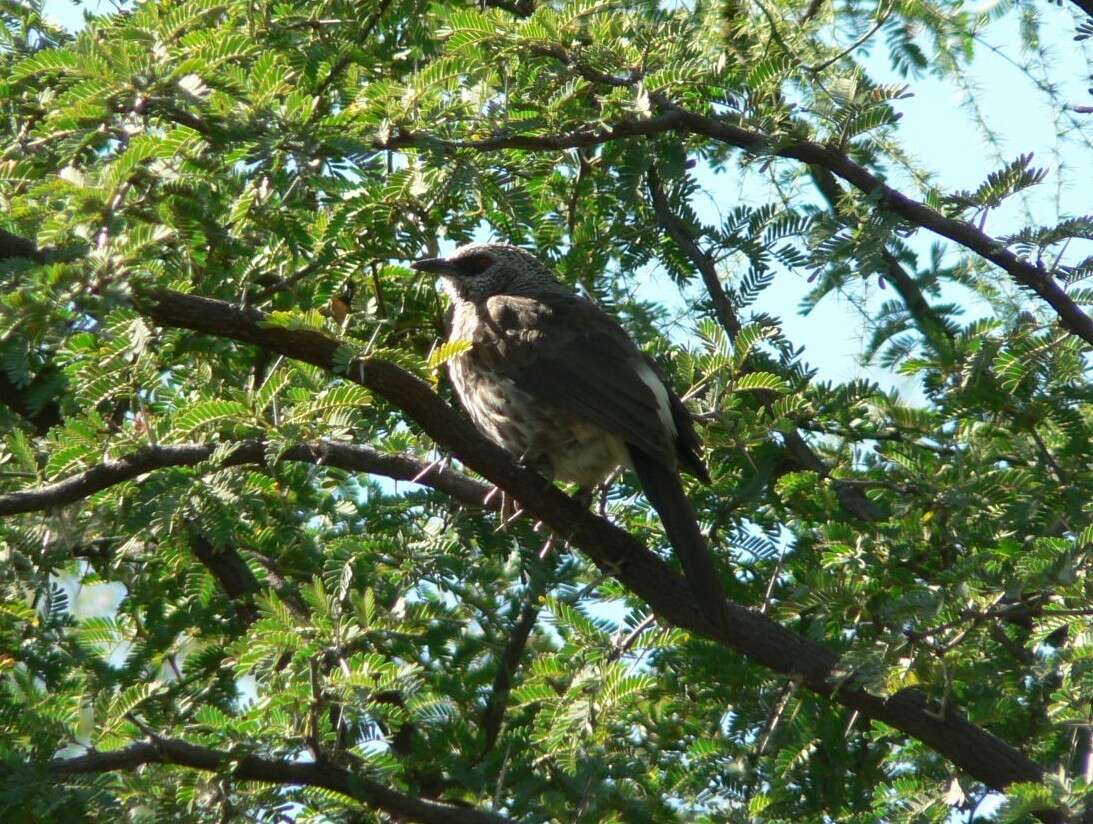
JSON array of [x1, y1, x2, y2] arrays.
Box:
[[573, 479, 614, 517], [485, 486, 527, 532], [515, 450, 555, 482], [494, 498, 525, 532]]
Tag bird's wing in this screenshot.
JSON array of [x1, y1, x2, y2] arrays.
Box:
[[640, 353, 711, 484], [475, 293, 678, 470]]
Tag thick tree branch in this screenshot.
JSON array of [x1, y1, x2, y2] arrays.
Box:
[[36, 737, 514, 824], [382, 104, 1093, 346], [130, 288, 1063, 818], [0, 439, 494, 517]]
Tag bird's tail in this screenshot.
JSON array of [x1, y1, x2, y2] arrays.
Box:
[[629, 447, 728, 628]]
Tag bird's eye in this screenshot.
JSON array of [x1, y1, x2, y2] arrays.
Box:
[[456, 254, 493, 276]]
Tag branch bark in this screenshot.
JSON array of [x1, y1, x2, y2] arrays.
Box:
[[647, 167, 741, 339], [0, 227, 47, 263], [481, 573, 549, 753], [130, 287, 1064, 819], [381, 104, 1093, 346], [0, 439, 494, 517], [36, 737, 514, 824], [188, 532, 261, 623], [5, 95, 1088, 345]]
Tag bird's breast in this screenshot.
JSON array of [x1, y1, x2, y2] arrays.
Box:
[[448, 354, 538, 457], [447, 345, 626, 487]]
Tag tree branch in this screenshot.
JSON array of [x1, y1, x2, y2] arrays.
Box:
[[312, 0, 396, 99], [647, 167, 741, 339], [7, 93, 1088, 344], [380, 103, 1093, 346], [0, 439, 494, 518], [0, 226, 47, 263], [658, 102, 1093, 346], [37, 737, 514, 824], [808, 165, 956, 353], [130, 287, 1063, 818], [188, 532, 261, 623], [481, 573, 548, 753], [780, 429, 882, 521], [379, 110, 688, 154]]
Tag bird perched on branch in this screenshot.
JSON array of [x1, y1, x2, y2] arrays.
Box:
[[411, 243, 728, 626]]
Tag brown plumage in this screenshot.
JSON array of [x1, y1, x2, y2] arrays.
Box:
[[412, 243, 728, 626], [328, 280, 355, 326]]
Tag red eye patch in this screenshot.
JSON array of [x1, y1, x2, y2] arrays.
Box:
[[455, 254, 493, 276]]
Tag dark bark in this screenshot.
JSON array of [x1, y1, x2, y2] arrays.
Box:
[[647, 167, 741, 339], [0, 227, 47, 263], [481, 593, 543, 753], [32, 737, 514, 824], [188, 532, 261, 623], [0, 439, 494, 517], [378, 103, 1093, 347]]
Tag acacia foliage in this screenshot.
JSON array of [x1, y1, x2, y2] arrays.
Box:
[[1, 0, 1092, 821]]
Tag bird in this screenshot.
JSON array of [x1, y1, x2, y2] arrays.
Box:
[[411, 243, 729, 627], [328, 280, 355, 327]]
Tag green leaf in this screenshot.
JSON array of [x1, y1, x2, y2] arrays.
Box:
[[427, 339, 472, 369], [733, 372, 789, 392], [173, 400, 250, 437]]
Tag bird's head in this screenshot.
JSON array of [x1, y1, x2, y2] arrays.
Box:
[[411, 243, 566, 302]]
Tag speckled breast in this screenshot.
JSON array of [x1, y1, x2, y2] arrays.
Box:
[[447, 351, 628, 488], [448, 353, 539, 462]]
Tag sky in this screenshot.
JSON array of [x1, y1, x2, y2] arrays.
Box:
[[727, 4, 1093, 393]]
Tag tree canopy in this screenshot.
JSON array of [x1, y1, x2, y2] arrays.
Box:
[[2, 0, 1093, 821]]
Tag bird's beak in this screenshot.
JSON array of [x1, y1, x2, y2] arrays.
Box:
[[410, 257, 456, 275]]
